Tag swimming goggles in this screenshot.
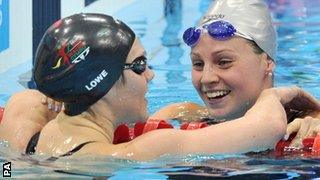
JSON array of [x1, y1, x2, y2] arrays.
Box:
[[124, 56, 147, 75], [183, 20, 252, 47]]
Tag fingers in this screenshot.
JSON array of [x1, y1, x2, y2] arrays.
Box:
[[306, 118, 320, 137], [312, 125, 320, 136], [41, 95, 63, 112], [288, 117, 320, 148], [286, 118, 302, 138], [289, 118, 311, 148], [41, 95, 48, 105], [51, 100, 63, 112]]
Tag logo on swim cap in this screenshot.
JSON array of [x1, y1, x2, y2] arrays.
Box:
[[52, 40, 90, 69], [85, 69, 109, 91], [202, 14, 225, 24], [50, 19, 63, 31]]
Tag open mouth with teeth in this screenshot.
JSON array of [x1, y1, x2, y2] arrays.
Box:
[[206, 90, 231, 100]]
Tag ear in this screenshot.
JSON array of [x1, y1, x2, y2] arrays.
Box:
[[261, 53, 275, 73]]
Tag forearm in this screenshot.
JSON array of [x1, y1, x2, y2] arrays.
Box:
[[244, 89, 287, 140], [129, 108, 286, 159], [184, 89, 287, 153]]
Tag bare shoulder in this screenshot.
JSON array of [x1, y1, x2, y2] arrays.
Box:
[[36, 115, 111, 157], [35, 120, 67, 155]]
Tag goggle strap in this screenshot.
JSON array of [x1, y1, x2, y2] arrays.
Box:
[[235, 31, 253, 41]]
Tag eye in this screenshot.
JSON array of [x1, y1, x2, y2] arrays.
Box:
[[133, 56, 147, 64], [217, 58, 232, 68], [192, 59, 204, 71]]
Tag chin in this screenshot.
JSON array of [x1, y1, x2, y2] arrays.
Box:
[[143, 114, 149, 121], [138, 111, 149, 122], [208, 107, 240, 121], [126, 112, 148, 124], [208, 109, 227, 121]]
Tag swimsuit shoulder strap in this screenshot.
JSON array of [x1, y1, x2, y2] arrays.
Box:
[[60, 141, 95, 157], [25, 132, 41, 155], [47, 141, 96, 161]]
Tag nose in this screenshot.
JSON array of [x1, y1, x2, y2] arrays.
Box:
[[200, 65, 219, 85], [145, 66, 154, 82]]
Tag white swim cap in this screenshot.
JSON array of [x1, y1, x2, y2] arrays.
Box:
[[201, 0, 277, 61]]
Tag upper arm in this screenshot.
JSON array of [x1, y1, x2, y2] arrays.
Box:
[[0, 89, 57, 151], [150, 102, 210, 122]]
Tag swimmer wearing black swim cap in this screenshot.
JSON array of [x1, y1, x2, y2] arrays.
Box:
[[33, 13, 135, 115]]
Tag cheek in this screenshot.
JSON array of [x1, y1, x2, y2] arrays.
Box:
[[127, 79, 146, 101], [224, 65, 260, 86], [235, 67, 265, 88], [226, 69, 264, 100], [191, 70, 201, 88]]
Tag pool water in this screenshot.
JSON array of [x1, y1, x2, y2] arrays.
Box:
[[0, 0, 320, 178]]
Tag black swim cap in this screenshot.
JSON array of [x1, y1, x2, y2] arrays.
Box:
[[33, 13, 135, 116]]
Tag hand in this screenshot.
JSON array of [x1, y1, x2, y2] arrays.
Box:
[[286, 116, 320, 148], [275, 86, 320, 112], [41, 95, 64, 112]]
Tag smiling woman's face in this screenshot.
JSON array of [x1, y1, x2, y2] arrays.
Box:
[[191, 34, 274, 120]]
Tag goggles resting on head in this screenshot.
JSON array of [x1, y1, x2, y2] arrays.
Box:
[[183, 20, 252, 47]]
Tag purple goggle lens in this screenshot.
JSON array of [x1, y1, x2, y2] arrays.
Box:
[[183, 20, 236, 47]]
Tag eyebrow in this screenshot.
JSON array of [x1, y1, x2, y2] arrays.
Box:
[[190, 49, 234, 58], [210, 50, 232, 57], [190, 53, 199, 61]]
